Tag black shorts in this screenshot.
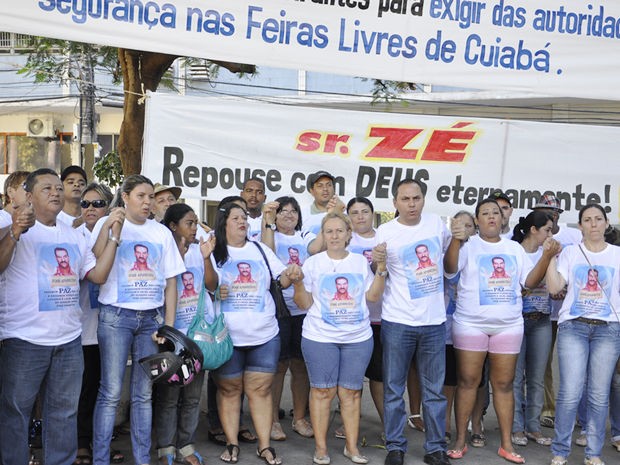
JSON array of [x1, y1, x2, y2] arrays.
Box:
[[365, 324, 383, 382], [277, 314, 305, 361], [444, 344, 457, 386]]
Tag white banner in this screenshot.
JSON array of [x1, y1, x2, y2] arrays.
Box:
[[142, 92, 620, 223], [1, 1, 620, 100]]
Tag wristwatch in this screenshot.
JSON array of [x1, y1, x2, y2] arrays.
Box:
[[265, 223, 277, 230], [377, 270, 388, 277]]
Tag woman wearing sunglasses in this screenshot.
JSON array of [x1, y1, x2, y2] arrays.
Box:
[[73, 183, 127, 464]]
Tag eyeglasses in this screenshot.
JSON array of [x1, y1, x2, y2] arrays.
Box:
[[80, 199, 107, 209], [278, 209, 298, 215]]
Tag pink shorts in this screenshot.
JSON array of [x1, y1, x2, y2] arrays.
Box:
[[452, 320, 523, 354]]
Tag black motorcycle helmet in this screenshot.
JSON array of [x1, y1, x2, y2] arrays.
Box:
[[139, 325, 204, 386]]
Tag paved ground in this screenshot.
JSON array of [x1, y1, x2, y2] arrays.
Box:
[[104, 374, 617, 465]]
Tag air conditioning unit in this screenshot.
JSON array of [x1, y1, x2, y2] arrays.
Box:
[[26, 116, 55, 137]]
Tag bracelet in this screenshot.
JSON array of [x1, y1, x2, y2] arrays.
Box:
[[8, 229, 19, 243], [109, 236, 121, 246]]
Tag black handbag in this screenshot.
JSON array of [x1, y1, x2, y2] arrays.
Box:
[[252, 241, 291, 319]]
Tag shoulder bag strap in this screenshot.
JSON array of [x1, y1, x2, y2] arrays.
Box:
[[251, 241, 274, 280]]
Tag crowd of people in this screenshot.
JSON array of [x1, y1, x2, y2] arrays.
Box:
[[0, 167, 619, 465]]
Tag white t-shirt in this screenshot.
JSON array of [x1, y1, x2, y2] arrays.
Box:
[[211, 241, 285, 346], [77, 224, 100, 345], [57, 210, 78, 227], [0, 209, 11, 228], [376, 214, 451, 327], [555, 224, 583, 248], [348, 231, 382, 323], [0, 220, 96, 345], [550, 224, 583, 320], [301, 206, 326, 236], [90, 217, 185, 310], [273, 230, 315, 316], [247, 215, 262, 242], [301, 251, 373, 344], [556, 243, 620, 324], [454, 235, 532, 329], [174, 244, 214, 335], [522, 248, 551, 315]]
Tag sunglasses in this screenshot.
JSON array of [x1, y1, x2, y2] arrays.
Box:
[[80, 199, 107, 209]]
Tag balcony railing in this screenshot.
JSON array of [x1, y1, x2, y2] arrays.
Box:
[[0, 32, 32, 53]]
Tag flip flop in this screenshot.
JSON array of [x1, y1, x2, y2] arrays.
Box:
[[238, 428, 258, 443], [208, 430, 227, 446], [470, 433, 486, 448], [73, 455, 92, 465], [110, 449, 125, 463], [257, 446, 282, 465], [220, 444, 240, 464]]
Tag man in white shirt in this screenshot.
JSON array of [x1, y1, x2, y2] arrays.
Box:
[[240, 177, 266, 241], [57, 165, 88, 227], [0, 168, 119, 465], [377, 179, 451, 465], [301, 171, 345, 257], [152, 183, 182, 223], [490, 190, 514, 239]]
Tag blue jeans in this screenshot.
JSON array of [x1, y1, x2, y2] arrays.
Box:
[[611, 363, 620, 442], [0, 337, 83, 465], [93, 305, 161, 465], [381, 320, 447, 455], [155, 370, 205, 458], [551, 320, 620, 458], [302, 336, 373, 390], [513, 315, 552, 433]]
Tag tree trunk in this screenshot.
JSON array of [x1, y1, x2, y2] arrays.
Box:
[[116, 50, 255, 175], [116, 49, 178, 175]]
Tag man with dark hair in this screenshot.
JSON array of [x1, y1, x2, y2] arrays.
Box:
[[0, 168, 120, 465], [490, 190, 514, 238], [234, 262, 255, 284], [131, 244, 152, 271], [240, 177, 266, 241], [302, 170, 344, 235], [376, 178, 452, 465], [333, 276, 353, 301], [58, 165, 87, 227], [490, 256, 510, 279], [181, 271, 198, 298], [54, 247, 76, 276]]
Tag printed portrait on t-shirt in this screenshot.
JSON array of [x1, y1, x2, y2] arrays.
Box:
[[220, 259, 266, 312], [276, 242, 308, 267], [38, 242, 81, 311], [478, 254, 518, 305], [399, 237, 443, 299], [317, 272, 364, 327], [53, 247, 77, 277], [116, 241, 163, 303], [175, 266, 203, 330], [333, 276, 354, 301], [234, 262, 256, 283], [570, 265, 612, 317], [348, 244, 373, 265]]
